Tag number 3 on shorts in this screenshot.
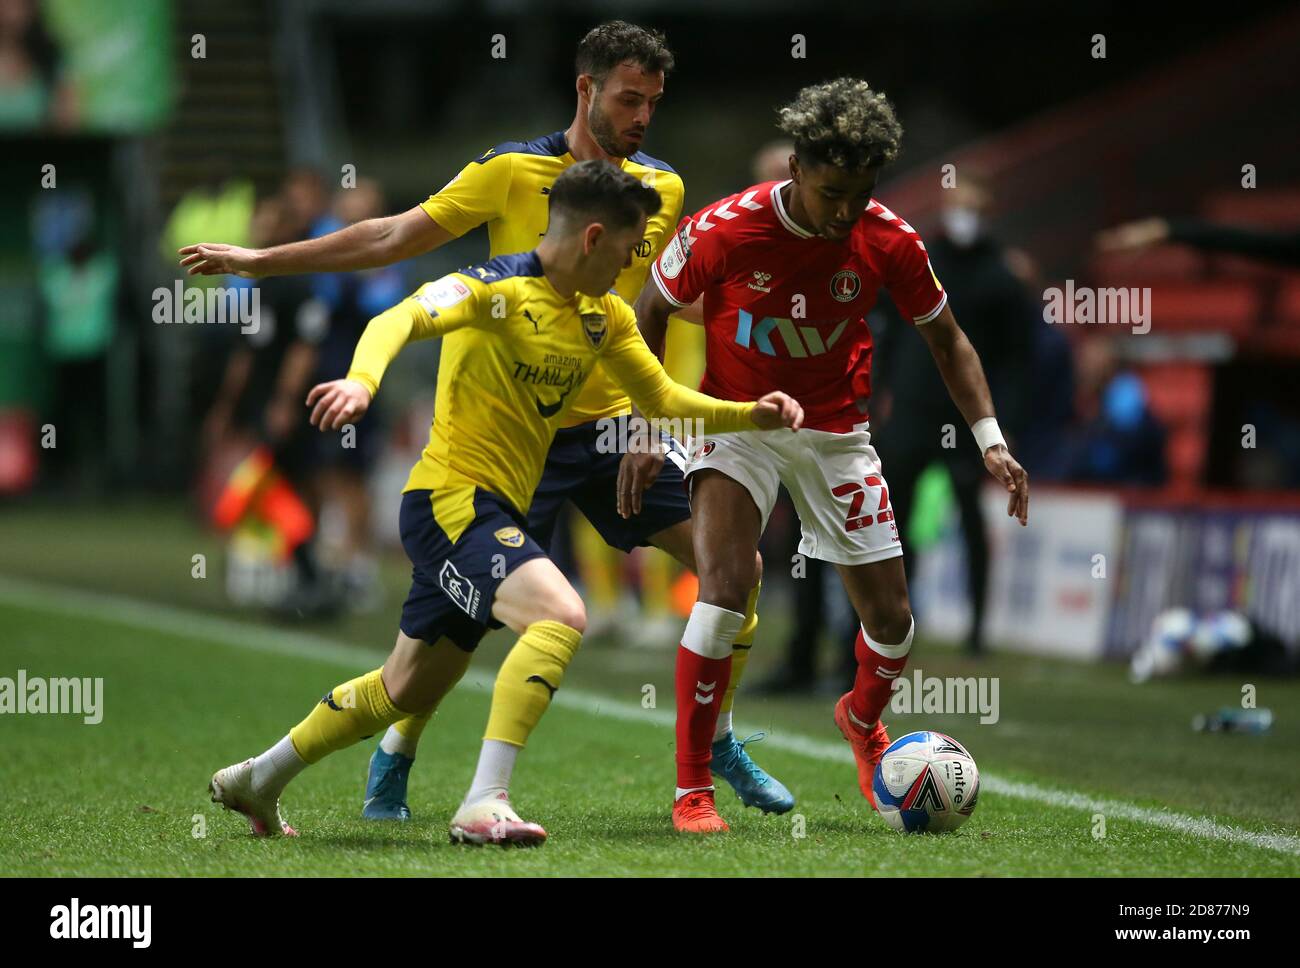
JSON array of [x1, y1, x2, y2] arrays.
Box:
[[831, 475, 895, 533]]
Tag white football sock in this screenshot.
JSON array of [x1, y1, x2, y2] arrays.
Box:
[[463, 739, 519, 805], [675, 785, 715, 800], [713, 710, 733, 743], [250, 735, 306, 798], [379, 725, 418, 757]]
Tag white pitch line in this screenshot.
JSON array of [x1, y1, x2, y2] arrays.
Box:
[[2, 575, 1298, 857]]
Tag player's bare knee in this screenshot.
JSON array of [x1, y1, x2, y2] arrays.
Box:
[[864, 603, 913, 644], [539, 595, 586, 635], [696, 563, 751, 614], [753, 550, 764, 587]]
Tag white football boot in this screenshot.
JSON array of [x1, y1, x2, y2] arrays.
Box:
[[209, 758, 298, 837], [449, 792, 547, 847]]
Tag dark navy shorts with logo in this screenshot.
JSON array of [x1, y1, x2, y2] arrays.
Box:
[[398, 488, 549, 652], [526, 414, 693, 553]]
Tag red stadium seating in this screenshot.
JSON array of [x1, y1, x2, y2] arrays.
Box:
[[1148, 281, 1260, 337], [1202, 189, 1300, 228], [1138, 363, 1213, 486], [1275, 278, 1300, 325], [1091, 246, 1205, 287]]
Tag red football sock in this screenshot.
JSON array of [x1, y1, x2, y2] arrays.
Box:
[[674, 602, 744, 793], [849, 615, 916, 727]]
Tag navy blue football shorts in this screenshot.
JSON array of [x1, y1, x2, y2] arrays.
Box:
[[526, 414, 693, 553], [398, 486, 549, 652]]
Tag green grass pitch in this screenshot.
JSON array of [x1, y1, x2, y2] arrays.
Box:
[[1, 501, 1298, 876]]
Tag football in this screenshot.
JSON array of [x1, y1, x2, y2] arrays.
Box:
[[872, 731, 980, 833]]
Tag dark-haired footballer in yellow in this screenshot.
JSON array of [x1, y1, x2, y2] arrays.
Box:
[[208, 160, 805, 844], [190, 25, 790, 833]]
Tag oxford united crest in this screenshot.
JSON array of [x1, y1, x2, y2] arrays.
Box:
[[494, 527, 525, 547], [581, 313, 607, 349]]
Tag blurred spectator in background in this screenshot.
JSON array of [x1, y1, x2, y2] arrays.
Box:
[[0, 0, 76, 130], [34, 187, 116, 494], [1062, 337, 1168, 486], [1097, 216, 1300, 267], [308, 177, 405, 611], [283, 166, 342, 240], [283, 166, 350, 330], [201, 195, 334, 616], [1002, 248, 1076, 481], [873, 178, 1036, 656]]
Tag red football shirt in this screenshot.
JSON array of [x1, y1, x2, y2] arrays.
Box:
[[651, 179, 946, 433]]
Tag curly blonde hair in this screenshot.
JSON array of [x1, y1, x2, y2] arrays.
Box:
[[777, 78, 902, 171]]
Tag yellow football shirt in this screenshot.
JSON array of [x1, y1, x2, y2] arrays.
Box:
[[346, 251, 753, 541], [420, 132, 685, 427]]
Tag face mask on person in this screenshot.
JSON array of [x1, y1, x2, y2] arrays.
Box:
[[941, 207, 982, 248]]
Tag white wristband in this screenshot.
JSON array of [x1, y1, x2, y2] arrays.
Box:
[[972, 417, 1005, 454]]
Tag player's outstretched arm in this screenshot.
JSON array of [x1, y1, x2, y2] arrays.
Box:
[[916, 304, 1029, 525], [605, 306, 803, 433], [179, 206, 455, 279]]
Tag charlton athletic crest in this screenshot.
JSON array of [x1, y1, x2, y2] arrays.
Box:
[[694, 440, 717, 460], [831, 269, 861, 303]]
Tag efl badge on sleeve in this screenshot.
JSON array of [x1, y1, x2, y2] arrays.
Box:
[[415, 275, 472, 316], [659, 223, 692, 279]]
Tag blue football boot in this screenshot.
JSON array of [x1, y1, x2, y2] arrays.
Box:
[[710, 731, 796, 814], [362, 746, 413, 820]]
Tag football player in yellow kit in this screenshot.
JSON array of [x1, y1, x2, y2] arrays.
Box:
[[208, 161, 804, 843], [184, 22, 795, 828]]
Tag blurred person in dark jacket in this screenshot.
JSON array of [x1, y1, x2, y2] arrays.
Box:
[[202, 196, 335, 615], [873, 179, 1036, 655], [309, 178, 407, 610]]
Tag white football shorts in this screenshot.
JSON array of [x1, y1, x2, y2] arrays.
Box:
[[684, 426, 904, 566]]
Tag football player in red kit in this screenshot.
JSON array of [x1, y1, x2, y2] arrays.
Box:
[[631, 78, 1030, 832]]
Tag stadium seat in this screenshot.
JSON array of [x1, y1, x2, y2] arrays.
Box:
[[1091, 246, 1205, 287], [1148, 281, 1260, 337], [1167, 426, 1208, 485], [1209, 253, 1299, 283], [1139, 363, 1211, 487], [1275, 278, 1300, 325], [1202, 189, 1300, 227], [1139, 363, 1212, 427]]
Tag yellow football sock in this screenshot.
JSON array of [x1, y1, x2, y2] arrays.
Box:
[[390, 637, 472, 745], [483, 620, 583, 747], [721, 582, 761, 714], [290, 668, 407, 764]]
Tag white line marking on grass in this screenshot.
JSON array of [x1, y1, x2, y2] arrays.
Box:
[[536, 680, 1300, 856], [3, 575, 1298, 857]]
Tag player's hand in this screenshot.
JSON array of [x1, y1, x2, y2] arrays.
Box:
[[983, 443, 1029, 526], [1095, 217, 1170, 253], [616, 439, 666, 519], [178, 243, 263, 278], [750, 391, 804, 431], [306, 379, 371, 431]]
